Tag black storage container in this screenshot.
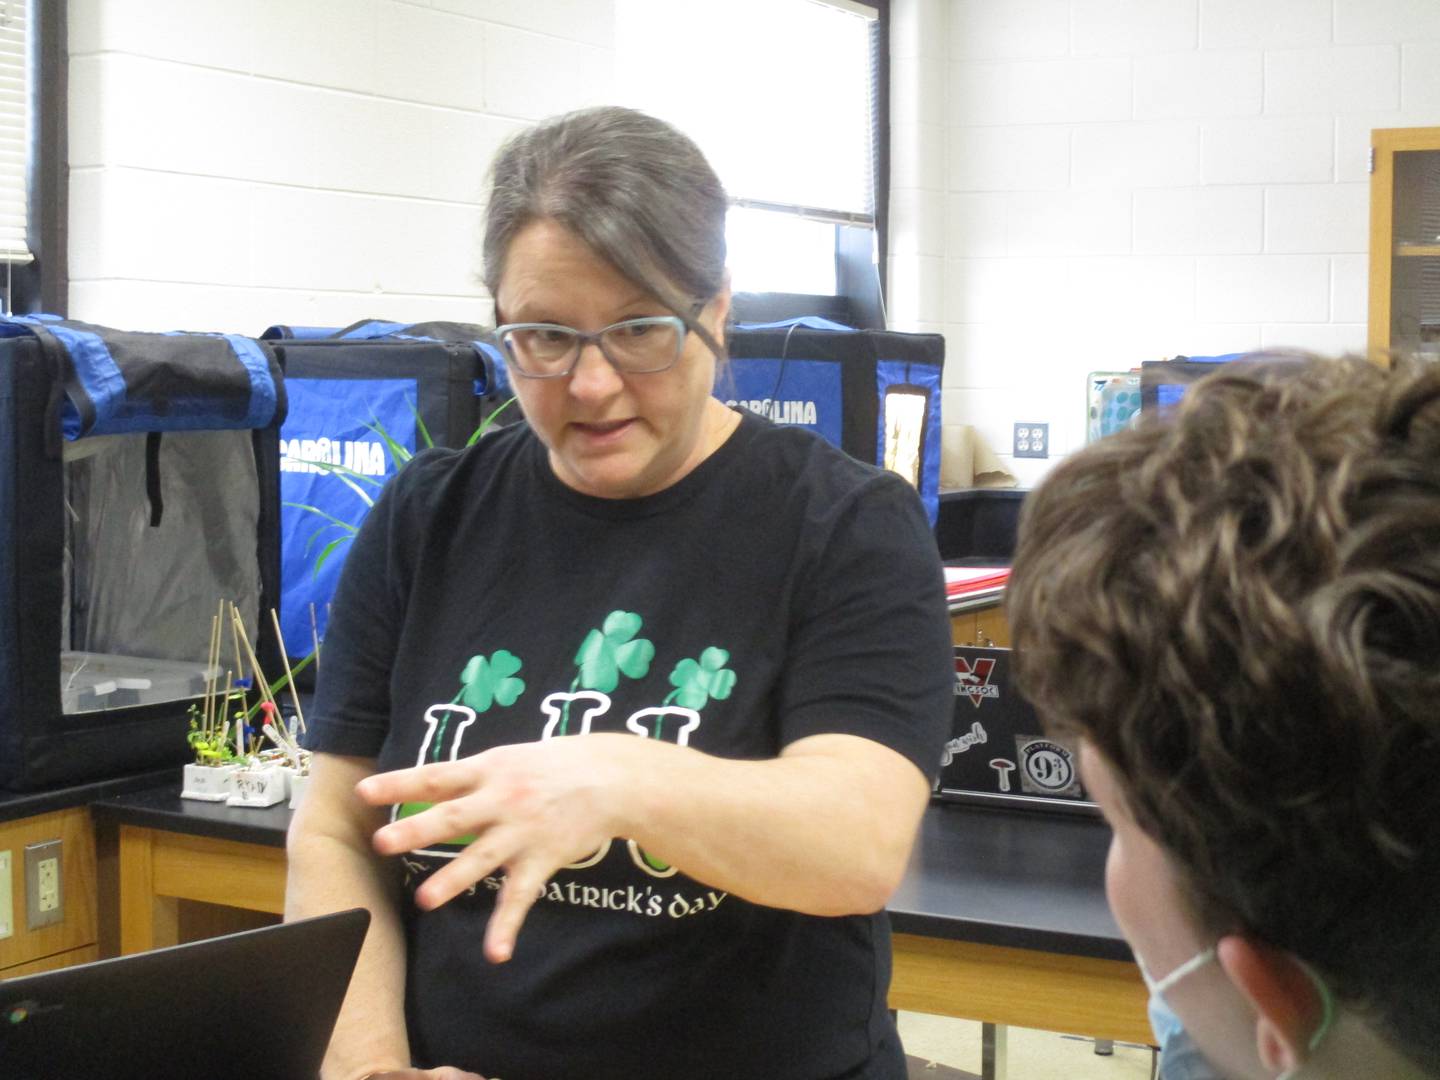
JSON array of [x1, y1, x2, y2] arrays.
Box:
[[724, 319, 945, 523], [262, 321, 512, 671], [0, 317, 284, 791], [935, 489, 1026, 564]]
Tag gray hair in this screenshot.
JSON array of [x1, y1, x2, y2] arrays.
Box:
[[482, 106, 729, 358]]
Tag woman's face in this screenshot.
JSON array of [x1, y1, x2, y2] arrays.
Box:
[[495, 218, 735, 499]]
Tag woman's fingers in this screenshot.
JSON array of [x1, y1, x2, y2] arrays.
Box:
[[412, 825, 523, 910], [483, 857, 549, 964], [359, 737, 642, 955], [370, 789, 498, 858], [356, 757, 485, 808]]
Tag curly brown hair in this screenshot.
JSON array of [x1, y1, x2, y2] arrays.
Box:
[[1007, 353, 1440, 1074]]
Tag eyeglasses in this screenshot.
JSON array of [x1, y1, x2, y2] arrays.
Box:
[[492, 316, 689, 379]]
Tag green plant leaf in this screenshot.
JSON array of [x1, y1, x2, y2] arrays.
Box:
[[363, 417, 413, 468], [283, 501, 360, 534], [297, 461, 380, 507], [301, 522, 342, 557], [465, 397, 517, 447], [407, 397, 435, 450], [313, 536, 349, 575], [241, 649, 316, 721]]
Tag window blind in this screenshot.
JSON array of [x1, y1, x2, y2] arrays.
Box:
[[614, 0, 876, 220], [0, 1, 29, 265]]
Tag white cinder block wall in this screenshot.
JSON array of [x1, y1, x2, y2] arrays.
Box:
[[67, 0, 1440, 482], [66, 0, 615, 334], [892, 0, 1440, 486]]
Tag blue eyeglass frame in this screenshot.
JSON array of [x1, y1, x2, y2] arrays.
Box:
[[492, 315, 690, 379]]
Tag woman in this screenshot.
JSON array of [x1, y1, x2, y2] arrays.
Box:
[[285, 105, 953, 1080]]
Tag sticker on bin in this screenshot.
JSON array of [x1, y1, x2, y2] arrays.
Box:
[[1015, 734, 1082, 799]]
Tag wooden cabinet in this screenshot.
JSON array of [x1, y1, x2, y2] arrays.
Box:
[[950, 602, 1010, 648], [0, 807, 99, 977], [1369, 127, 1440, 357]]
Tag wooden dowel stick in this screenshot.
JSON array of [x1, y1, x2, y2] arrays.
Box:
[[231, 604, 276, 708], [202, 612, 218, 737], [212, 599, 225, 733], [270, 607, 306, 735], [229, 606, 253, 700]]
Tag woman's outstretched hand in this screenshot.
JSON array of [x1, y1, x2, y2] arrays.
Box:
[[356, 734, 652, 964]]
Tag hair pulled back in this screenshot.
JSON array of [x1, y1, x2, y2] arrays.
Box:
[[483, 106, 728, 357]]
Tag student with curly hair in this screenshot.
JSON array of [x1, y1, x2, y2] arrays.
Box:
[[1008, 353, 1440, 1079]]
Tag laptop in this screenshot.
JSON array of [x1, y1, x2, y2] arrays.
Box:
[[933, 645, 1098, 816], [1, 907, 369, 1080]]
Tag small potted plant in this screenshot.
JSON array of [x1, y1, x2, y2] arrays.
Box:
[[228, 701, 290, 808], [185, 601, 316, 809], [181, 702, 243, 801]]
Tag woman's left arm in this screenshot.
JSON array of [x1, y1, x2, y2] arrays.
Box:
[[358, 729, 931, 963]]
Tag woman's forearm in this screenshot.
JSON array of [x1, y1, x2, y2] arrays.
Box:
[[286, 753, 414, 1080], [609, 732, 930, 915]]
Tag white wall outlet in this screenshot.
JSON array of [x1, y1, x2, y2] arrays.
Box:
[[24, 839, 62, 930], [1013, 422, 1050, 459], [0, 850, 12, 939], [38, 857, 59, 912]]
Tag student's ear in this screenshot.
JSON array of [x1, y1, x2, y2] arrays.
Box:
[[1217, 935, 1326, 1075]]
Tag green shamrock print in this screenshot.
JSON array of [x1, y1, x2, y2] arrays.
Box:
[[666, 647, 737, 710], [573, 610, 655, 693], [455, 649, 526, 713]]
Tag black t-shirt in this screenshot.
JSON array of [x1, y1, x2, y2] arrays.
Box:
[[307, 410, 952, 1080]]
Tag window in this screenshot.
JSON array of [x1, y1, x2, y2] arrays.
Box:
[[0, 2, 30, 274], [615, 0, 888, 328], [3, 0, 64, 315]]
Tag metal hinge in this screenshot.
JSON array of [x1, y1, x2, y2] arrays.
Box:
[[1369, 147, 1376, 174]]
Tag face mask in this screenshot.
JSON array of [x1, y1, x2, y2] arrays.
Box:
[[1139, 946, 1336, 1080], [1142, 948, 1225, 1079]]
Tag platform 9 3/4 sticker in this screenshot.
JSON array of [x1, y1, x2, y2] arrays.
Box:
[[1014, 734, 1083, 798]]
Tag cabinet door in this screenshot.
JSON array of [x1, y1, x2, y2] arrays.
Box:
[[1370, 127, 1440, 358], [950, 604, 1011, 648], [975, 605, 1011, 648]]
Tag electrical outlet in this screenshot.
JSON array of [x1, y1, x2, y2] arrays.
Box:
[[0, 850, 12, 939], [38, 858, 58, 912], [1013, 422, 1050, 459], [24, 839, 62, 930]]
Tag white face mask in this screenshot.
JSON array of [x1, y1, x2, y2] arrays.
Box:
[[1141, 948, 1224, 1080], [1139, 946, 1335, 1080]]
